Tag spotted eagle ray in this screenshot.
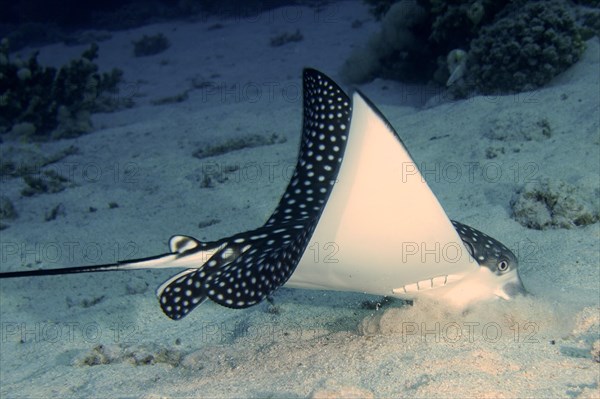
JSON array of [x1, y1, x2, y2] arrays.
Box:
[[0, 69, 525, 320]]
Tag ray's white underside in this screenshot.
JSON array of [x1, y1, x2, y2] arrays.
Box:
[[288, 92, 479, 301]]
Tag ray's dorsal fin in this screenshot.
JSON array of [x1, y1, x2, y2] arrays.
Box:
[[155, 69, 353, 319], [169, 235, 201, 253]]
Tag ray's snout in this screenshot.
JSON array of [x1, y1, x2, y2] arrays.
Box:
[[494, 269, 528, 301], [502, 274, 528, 298]]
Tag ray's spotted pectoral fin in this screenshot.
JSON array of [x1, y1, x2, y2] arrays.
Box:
[[203, 69, 351, 310], [201, 223, 309, 309], [155, 234, 243, 320], [157, 269, 207, 320], [263, 69, 352, 228], [156, 69, 352, 319]]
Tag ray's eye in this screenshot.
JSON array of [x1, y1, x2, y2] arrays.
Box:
[[497, 260, 509, 273]]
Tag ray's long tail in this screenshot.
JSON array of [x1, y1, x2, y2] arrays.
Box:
[[0, 252, 177, 279]]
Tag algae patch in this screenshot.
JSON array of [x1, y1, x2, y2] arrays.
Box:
[[511, 177, 599, 229], [192, 133, 286, 159]]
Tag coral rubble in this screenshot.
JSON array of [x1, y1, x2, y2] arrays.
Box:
[[352, 0, 589, 95], [467, 0, 585, 93], [511, 178, 599, 230], [0, 40, 123, 140], [132, 33, 170, 57]]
